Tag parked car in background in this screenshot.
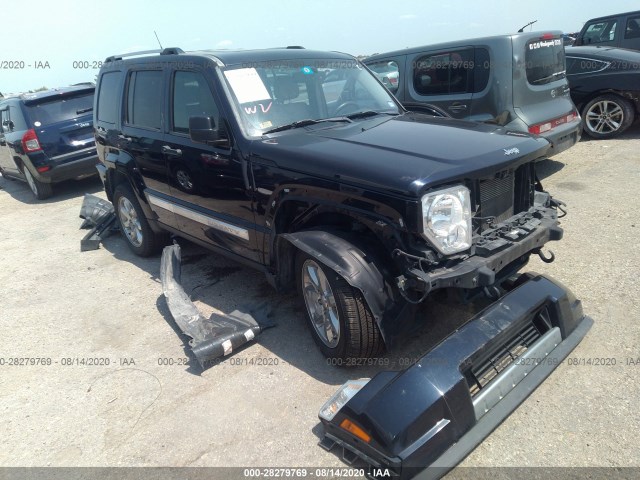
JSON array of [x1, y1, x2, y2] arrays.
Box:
[[0, 85, 98, 199], [573, 10, 640, 51], [364, 31, 582, 158], [565, 45, 640, 138], [367, 60, 400, 91]]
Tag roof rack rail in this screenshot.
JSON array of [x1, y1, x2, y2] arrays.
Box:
[[286, 45, 305, 49], [105, 47, 184, 63]]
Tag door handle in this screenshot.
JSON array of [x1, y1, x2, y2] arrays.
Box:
[[162, 145, 182, 157], [448, 104, 468, 112], [118, 134, 132, 142]]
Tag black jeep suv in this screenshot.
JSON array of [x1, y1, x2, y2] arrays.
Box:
[[0, 85, 98, 199], [95, 47, 566, 361]]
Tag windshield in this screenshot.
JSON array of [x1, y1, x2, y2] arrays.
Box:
[[221, 59, 401, 136]]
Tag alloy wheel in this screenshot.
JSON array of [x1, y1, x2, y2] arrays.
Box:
[[585, 100, 624, 135], [118, 197, 144, 247], [301, 259, 341, 348]]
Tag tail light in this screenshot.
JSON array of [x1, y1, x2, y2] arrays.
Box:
[[21, 129, 42, 152], [528, 111, 578, 135]]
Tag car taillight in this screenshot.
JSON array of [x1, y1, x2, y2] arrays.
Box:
[[21, 129, 42, 152], [528, 111, 578, 135], [541, 33, 555, 40]]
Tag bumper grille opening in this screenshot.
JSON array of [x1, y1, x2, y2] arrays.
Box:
[[478, 173, 514, 225], [466, 312, 551, 397], [476, 164, 535, 230]]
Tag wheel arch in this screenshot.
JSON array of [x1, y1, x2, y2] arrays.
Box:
[[280, 229, 411, 348]]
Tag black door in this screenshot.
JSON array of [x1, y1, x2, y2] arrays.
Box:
[[120, 69, 177, 229], [162, 69, 260, 263]]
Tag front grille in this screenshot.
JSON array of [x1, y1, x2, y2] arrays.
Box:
[[467, 321, 545, 397], [478, 173, 514, 224]]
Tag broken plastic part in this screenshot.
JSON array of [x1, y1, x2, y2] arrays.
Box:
[[79, 194, 118, 251], [160, 243, 275, 369]]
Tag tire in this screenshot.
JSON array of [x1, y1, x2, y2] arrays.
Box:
[[582, 94, 635, 139], [113, 183, 167, 256], [23, 167, 53, 200], [295, 250, 384, 361]]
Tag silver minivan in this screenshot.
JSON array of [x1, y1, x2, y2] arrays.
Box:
[[365, 31, 581, 157]]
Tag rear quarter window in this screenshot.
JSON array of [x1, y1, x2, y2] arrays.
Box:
[[413, 49, 474, 95], [97, 72, 121, 124], [525, 38, 566, 85]]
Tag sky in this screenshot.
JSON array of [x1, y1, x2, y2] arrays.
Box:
[[1, 0, 637, 94]]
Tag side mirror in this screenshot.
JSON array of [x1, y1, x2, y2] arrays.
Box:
[[189, 116, 226, 145]]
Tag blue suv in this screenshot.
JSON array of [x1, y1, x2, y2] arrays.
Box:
[[0, 85, 98, 199]]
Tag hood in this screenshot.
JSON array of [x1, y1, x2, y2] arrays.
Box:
[[249, 113, 550, 197]]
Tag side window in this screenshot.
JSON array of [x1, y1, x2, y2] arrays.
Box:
[[583, 20, 617, 44], [172, 71, 219, 133], [625, 16, 640, 39], [9, 105, 27, 131], [0, 107, 10, 132], [126, 70, 163, 130], [413, 49, 474, 96], [566, 57, 609, 75], [97, 71, 120, 124], [366, 60, 400, 93]]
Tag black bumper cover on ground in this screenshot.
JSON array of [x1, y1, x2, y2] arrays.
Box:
[[319, 274, 593, 479], [160, 244, 274, 369]]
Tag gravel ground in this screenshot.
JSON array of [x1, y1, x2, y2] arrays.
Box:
[[0, 126, 638, 476]]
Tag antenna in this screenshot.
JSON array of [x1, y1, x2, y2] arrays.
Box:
[[518, 20, 538, 33], [154, 31, 163, 49]]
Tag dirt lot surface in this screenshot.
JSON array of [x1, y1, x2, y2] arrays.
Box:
[[0, 126, 638, 476]]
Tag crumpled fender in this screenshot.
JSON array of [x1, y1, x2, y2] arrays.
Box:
[[281, 230, 410, 346]]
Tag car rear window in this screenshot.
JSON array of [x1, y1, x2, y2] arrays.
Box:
[[525, 38, 566, 85], [25, 93, 94, 126]]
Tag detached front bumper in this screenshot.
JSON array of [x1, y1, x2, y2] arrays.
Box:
[[318, 274, 592, 479]]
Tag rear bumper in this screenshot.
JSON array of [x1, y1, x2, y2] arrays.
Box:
[[30, 148, 98, 183], [540, 117, 582, 157], [319, 274, 592, 480]]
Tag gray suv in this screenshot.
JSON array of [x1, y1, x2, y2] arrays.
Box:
[[365, 31, 581, 157]]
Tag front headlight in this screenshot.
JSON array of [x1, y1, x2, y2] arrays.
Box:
[[422, 185, 472, 255]]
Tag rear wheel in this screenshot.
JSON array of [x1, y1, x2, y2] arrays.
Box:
[[113, 184, 166, 256], [582, 94, 635, 139], [23, 167, 53, 200], [296, 251, 384, 361]]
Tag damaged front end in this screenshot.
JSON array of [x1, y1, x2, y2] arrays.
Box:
[[318, 274, 592, 479]]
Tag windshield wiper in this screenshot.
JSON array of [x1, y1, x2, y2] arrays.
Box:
[[264, 117, 352, 134], [76, 107, 93, 114], [346, 110, 399, 120], [530, 71, 566, 84]]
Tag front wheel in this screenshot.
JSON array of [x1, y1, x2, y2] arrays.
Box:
[[582, 94, 635, 139], [113, 184, 167, 256], [296, 251, 384, 361]]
